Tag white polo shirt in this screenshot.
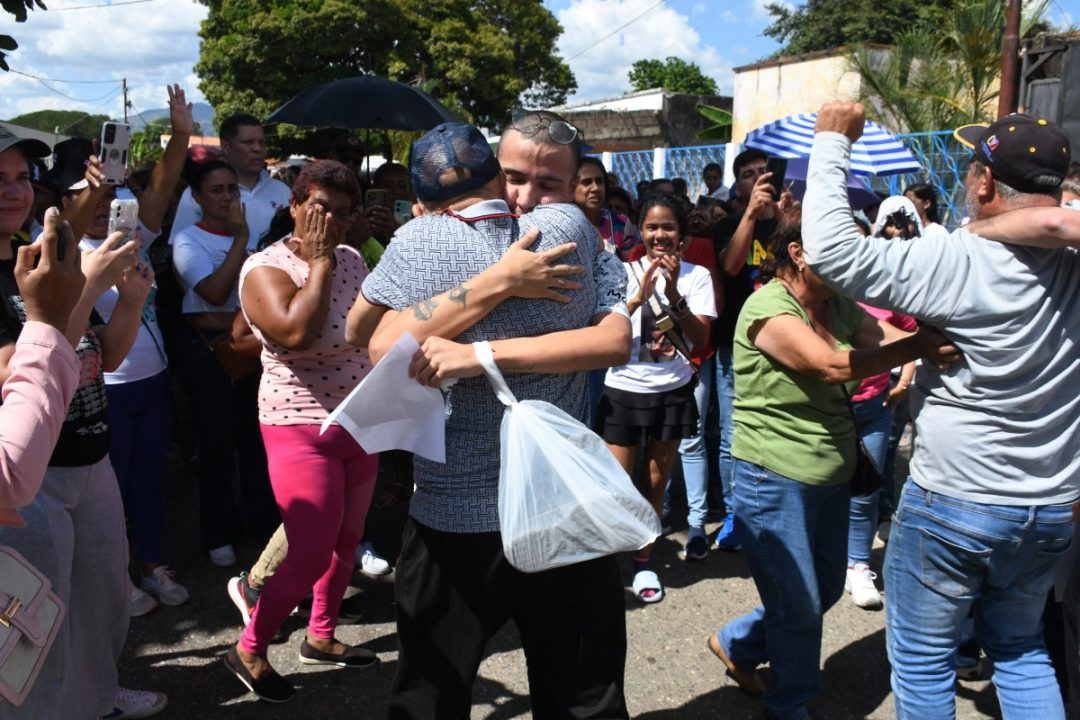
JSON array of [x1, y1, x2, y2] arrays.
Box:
[[167, 170, 290, 249]]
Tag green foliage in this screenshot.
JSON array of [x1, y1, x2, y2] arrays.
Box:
[[1, 0, 46, 71], [763, 0, 956, 56], [849, 0, 1049, 132], [194, 0, 575, 156], [7, 109, 111, 138], [129, 118, 170, 166], [627, 57, 718, 95], [695, 103, 732, 142]]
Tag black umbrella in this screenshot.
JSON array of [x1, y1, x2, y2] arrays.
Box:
[[264, 75, 461, 131]]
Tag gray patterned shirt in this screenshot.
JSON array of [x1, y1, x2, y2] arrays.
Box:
[[362, 200, 628, 533]]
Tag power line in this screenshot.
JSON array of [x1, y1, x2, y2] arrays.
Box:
[[564, 0, 668, 62], [16, 73, 123, 103], [49, 0, 159, 10], [9, 69, 121, 84]]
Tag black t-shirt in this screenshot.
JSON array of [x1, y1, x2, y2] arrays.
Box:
[[0, 243, 111, 467], [711, 213, 777, 348]]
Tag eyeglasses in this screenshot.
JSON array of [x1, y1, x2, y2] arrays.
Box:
[[509, 112, 580, 145]]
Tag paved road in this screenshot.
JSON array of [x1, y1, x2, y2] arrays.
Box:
[[117, 441, 1003, 719]]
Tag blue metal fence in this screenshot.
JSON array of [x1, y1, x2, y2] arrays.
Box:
[[603, 130, 969, 228]]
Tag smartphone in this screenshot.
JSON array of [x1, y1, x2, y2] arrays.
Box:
[[99, 122, 131, 185], [107, 198, 139, 246], [393, 199, 412, 225], [364, 188, 388, 209], [765, 157, 788, 198]]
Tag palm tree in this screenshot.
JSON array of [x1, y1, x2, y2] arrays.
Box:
[[849, 0, 1048, 132]]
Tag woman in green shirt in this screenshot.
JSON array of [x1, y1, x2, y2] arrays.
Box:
[[706, 210, 957, 720]]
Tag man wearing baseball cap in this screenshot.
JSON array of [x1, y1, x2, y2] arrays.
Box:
[[802, 103, 1077, 719], [350, 121, 632, 718]]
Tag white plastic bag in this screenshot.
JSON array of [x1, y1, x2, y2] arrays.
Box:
[[473, 341, 661, 573]]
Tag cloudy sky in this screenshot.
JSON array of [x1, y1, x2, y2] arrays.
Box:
[[1, 0, 1077, 123]]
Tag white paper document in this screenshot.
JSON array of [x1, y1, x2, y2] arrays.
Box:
[[321, 332, 447, 462]]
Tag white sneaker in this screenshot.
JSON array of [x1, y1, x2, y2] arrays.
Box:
[[129, 580, 158, 618], [140, 566, 190, 606], [356, 541, 391, 577], [845, 563, 883, 610], [98, 687, 168, 719], [208, 544, 237, 567]]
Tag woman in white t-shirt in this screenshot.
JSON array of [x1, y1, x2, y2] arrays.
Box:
[[172, 159, 279, 571], [595, 193, 716, 604]]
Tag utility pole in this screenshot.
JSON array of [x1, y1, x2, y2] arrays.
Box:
[[998, 0, 1021, 117], [122, 78, 129, 123]]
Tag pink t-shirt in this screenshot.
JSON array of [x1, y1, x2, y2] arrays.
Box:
[[239, 240, 372, 426], [853, 303, 919, 402]]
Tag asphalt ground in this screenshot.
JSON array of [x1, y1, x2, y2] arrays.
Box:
[[111, 420, 1018, 720]]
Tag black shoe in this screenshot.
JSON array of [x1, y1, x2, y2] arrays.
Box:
[[224, 647, 295, 703], [337, 593, 365, 624], [298, 640, 378, 668]]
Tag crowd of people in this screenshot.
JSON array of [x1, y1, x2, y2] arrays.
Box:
[[0, 82, 1079, 720]]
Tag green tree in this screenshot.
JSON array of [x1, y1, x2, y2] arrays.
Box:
[[194, 0, 575, 155], [2, 0, 46, 71], [764, 0, 956, 56], [849, 0, 1049, 131], [7, 109, 111, 138], [627, 57, 718, 94]]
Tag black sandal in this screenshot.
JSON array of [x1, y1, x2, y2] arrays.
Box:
[[224, 646, 295, 703]]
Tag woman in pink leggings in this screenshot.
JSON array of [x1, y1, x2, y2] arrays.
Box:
[[224, 160, 378, 703]]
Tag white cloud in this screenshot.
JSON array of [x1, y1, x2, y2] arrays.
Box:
[[556, 0, 735, 102], [0, 0, 207, 122]]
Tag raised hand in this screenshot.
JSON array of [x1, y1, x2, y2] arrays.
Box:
[[492, 228, 583, 302], [814, 101, 865, 143], [14, 207, 85, 330], [167, 84, 195, 137], [82, 232, 139, 293]]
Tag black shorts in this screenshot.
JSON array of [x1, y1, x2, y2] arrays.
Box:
[[594, 380, 698, 446]]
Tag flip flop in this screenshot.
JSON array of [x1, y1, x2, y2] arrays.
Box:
[[632, 569, 664, 604]]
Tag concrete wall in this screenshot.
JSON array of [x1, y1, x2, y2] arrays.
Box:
[[560, 92, 732, 152], [731, 52, 865, 142]]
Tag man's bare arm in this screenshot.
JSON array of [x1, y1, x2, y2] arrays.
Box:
[[966, 206, 1080, 250]]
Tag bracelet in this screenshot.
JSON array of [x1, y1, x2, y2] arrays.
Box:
[[671, 296, 689, 313]]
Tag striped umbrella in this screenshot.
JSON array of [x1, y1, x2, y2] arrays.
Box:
[[744, 113, 921, 176]]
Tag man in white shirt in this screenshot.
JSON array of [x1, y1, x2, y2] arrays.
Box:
[[168, 114, 290, 247]]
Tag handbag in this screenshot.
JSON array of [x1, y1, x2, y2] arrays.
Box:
[[195, 316, 261, 383], [0, 546, 65, 706]]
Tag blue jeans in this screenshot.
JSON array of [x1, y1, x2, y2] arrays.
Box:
[[106, 369, 173, 565], [847, 394, 892, 565], [678, 357, 713, 529], [880, 380, 910, 517], [885, 479, 1074, 720], [719, 459, 850, 720], [714, 347, 736, 516]]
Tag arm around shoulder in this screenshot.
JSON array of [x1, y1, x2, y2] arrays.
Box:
[[966, 206, 1080, 249]]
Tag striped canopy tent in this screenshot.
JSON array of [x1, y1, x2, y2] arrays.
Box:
[[744, 113, 921, 176]]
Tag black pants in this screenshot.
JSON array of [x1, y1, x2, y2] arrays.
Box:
[[180, 326, 279, 548], [389, 517, 630, 720]]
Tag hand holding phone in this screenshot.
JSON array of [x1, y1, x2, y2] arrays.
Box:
[[765, 157, 788, 199], [107, 198, 139, 246]]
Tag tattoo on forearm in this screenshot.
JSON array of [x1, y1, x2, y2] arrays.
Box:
[[412, 298, 438, 321], [447, 284, 470, 308]]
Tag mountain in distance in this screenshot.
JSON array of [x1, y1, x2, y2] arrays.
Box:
[[127, 102, 216, 133]]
